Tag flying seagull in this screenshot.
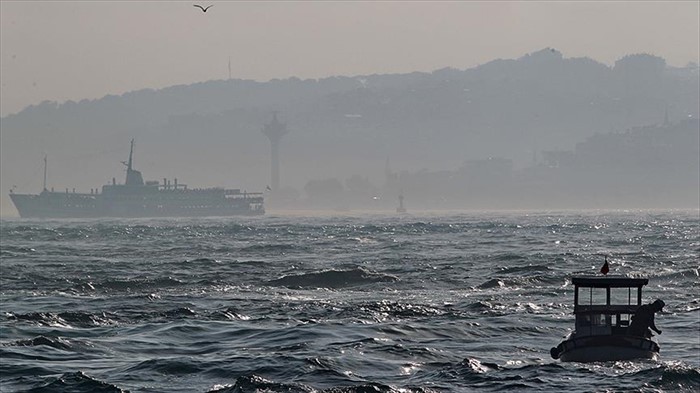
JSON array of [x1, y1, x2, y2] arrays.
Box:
[[193, 4, 213, 12]]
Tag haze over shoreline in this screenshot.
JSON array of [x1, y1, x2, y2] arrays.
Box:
[[2, 1, 698, 218], [2, 49, 698, 218], [2, 1, 698, 117]]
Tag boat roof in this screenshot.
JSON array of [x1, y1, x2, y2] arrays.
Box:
[[571, 275, 648, 288]]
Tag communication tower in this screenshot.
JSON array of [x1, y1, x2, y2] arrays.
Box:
[[261, 112, 288, 192]]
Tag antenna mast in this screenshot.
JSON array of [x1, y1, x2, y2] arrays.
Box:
[[261, 112, 289, 193], [43, 155, 48, 191], [228, 56, 232, 80]]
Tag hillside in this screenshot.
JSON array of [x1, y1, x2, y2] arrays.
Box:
[[1, 49, 698, 214]]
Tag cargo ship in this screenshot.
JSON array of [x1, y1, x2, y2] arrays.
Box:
[[9, 140, 264, 218]]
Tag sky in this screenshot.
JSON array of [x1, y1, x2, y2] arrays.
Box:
[[1, 1, 699, 117]]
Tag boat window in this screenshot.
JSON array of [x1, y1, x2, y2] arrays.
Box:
[[586, 287, 607, 305], [610, 287, 632, 305]]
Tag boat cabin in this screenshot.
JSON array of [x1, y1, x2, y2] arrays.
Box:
[[572, 276, 648, 337]]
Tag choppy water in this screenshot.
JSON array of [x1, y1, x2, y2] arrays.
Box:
[[1, 211, 699, 392]]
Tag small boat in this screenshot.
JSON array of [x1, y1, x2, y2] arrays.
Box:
[[550, 276, 660, 362]]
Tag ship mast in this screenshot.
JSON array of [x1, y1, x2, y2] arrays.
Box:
[[122, 139, 144, 186], [127, 139, 134, 172]]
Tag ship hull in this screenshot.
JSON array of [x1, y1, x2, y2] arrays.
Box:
[[10, 191, 264, 218], [10, 193, 99, 218], [553, 334, 659, 362]]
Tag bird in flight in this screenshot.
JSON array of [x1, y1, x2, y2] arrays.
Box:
[[193, 4, 213, 13]]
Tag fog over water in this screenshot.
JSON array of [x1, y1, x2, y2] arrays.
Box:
[[1, 2, 698, 215], [1, 4, 699, 392]]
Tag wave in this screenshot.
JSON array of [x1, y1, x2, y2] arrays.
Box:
[[26, 371, 126, 393], [475, 274, 560, 290], [267, 268, 398, 289], [125, 357, 204, 375], [655, 268, 700, 282], [210, 307, 250, 321], [0, 245, 38, 256], [187, 257, 221, 264], [8, 335, 72, 350], [5, 307, 253, 327], [463, 301, 495, 312], [241, 243, 304, 253], [477, 279, 506, 289], [6, 311, 117, 328], [207, 375, 428, 393], [208, 375, 312, 393], [0, 361, 58, 380], [632, 363, 700, 392], [159, 307, 198, 319], [461, 357, 502, 373], [95, 277, 185, 291], [351, 300, 445, 319], [497, 264, 553, 275], [426, 361, 570, 390]]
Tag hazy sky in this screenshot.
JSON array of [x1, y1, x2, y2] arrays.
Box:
[[1, 1, 698, 117]]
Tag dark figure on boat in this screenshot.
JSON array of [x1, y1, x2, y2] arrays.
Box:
[[628, 299, 665, 338]]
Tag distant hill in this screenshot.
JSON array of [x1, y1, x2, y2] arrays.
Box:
[[1, 48, 699, 215]]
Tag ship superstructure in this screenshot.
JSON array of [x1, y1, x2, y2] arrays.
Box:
[[9, 140, 264, 218]]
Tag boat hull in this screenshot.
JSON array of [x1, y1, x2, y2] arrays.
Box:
[[10, 193, 99, 218], [10, 191, 264, 218], [552, 335, 659, 362]]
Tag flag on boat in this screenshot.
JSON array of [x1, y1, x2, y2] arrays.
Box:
[[600, 256, 610, 275]]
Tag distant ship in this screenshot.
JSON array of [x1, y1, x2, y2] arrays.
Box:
[[9, 140, 264, 218]]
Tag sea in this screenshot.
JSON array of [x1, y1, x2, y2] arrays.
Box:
[[0, 210, 698, 392]]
